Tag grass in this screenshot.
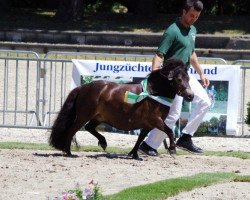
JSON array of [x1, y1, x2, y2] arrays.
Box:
[[0, 141, 249, 160], [204, 150, 250, 160], [1, 8, 250, 35], [106, 172, 250, 200]]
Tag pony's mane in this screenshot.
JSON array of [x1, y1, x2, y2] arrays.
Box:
[[146, 58, 187, 97], [147, 59, 186, 80], [163, 58, 186, 71]]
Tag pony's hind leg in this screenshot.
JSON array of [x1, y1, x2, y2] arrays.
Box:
[[85, 120, 107, 150], [64, 118, 87, 156]]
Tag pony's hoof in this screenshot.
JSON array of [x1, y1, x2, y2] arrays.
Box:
[[65, 152, 72, 157], [168, 148, 176, 158], [132, 154, 143, 161], [98, 142, 107, 151], [128, 151, 133, 157], [168, 149, 176, 154]]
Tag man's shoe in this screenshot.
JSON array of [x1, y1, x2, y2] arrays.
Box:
[[139, 141, 159, 156], [176, 134, 203, 154]]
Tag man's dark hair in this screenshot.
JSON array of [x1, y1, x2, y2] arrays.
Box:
[[184, 0, 203, 12]]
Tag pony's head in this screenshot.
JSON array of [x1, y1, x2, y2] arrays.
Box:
[[161, 58, 194, 101]]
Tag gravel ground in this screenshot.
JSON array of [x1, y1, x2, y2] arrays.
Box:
[[0, 128, 249, 200]]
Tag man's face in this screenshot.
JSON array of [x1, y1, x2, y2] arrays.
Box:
[[182, 7, 201, 27]]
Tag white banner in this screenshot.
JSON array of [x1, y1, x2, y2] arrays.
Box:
[[71, 59, 152, 88], [189, 64, 241, 135], [72, 59, 241, 135]]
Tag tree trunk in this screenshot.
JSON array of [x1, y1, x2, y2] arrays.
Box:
[[217, 0, 224, 15], [54, 0, 84, 21]]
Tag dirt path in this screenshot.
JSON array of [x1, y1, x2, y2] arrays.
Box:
[[0, 149, 249, 200], [0, 129, 250, 200]]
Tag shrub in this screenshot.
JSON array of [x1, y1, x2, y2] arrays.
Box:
[[246, 102, 250, 125]]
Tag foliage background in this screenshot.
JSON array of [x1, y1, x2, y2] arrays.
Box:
[[1, 0, 250, 21], [0, 0, 250, 35], [2, 0, 250, 15]]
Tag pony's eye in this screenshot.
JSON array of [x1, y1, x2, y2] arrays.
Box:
[[177, 78, 182, 83]]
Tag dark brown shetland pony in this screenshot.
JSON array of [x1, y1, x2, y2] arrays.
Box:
[[49, 58, 194, 160]]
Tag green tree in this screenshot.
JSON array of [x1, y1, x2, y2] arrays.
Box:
[[196, 121, 210, 136], [210, 117, 219, 127]]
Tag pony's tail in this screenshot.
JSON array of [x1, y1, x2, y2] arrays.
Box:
[[49, 86, 81, 151]]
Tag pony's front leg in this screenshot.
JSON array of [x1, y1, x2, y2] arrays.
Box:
[[163, 124, 176, 155], [128, 129, 149, 160]]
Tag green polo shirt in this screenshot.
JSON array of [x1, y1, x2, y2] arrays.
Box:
[[157, 18, 196, 66]]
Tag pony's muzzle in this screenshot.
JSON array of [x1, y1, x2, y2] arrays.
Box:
[[183, 88, 194, 102]]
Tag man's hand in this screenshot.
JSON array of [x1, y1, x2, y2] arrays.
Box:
[[152, 54, 163, 71], [190, 52, 210, 87], [200, 74, 210, 87]]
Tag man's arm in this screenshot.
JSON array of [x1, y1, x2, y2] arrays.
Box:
[[152, 53, 164, 71], [190, 52, 210, 87]]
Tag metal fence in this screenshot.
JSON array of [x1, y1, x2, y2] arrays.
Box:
[[232, 60, 250, 135], [0, 50, 247, 135], [0, 52, 41, 128]]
